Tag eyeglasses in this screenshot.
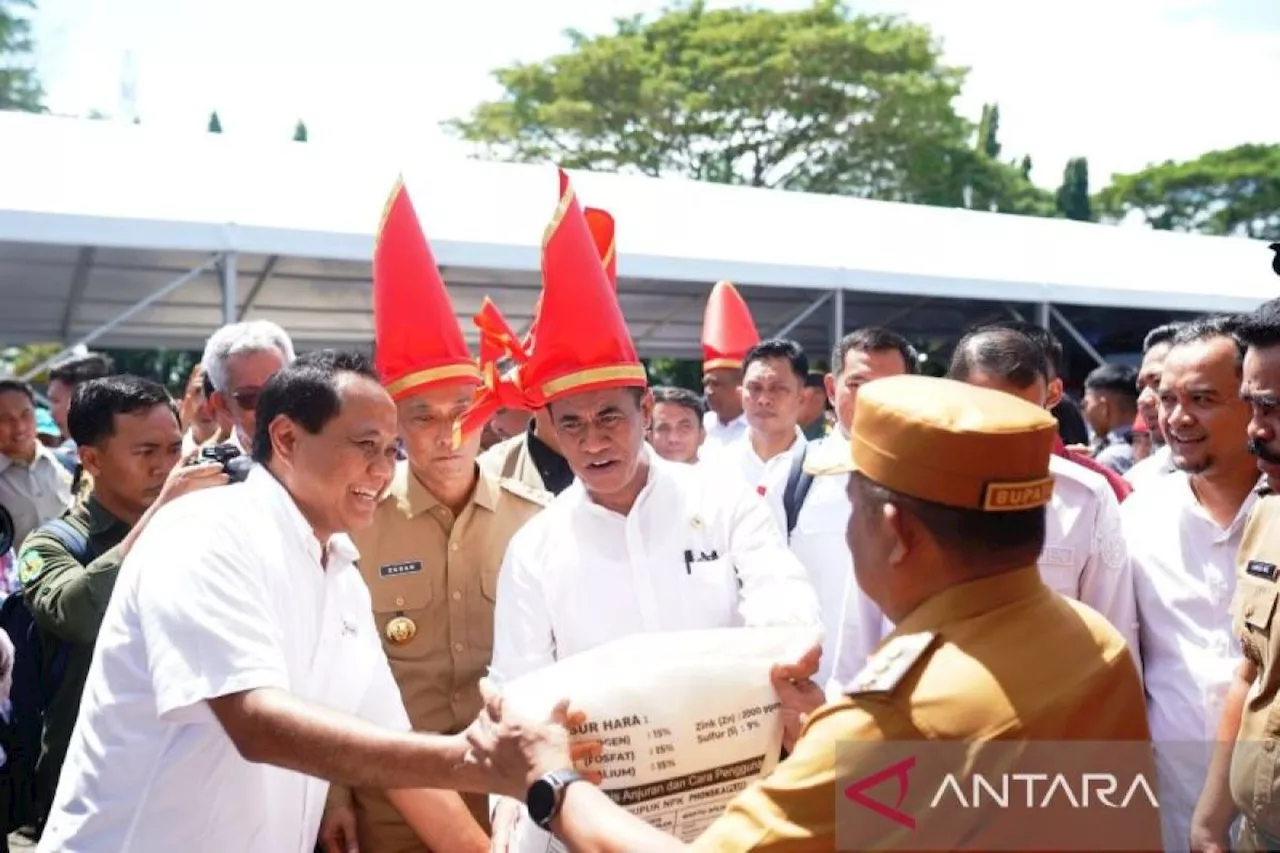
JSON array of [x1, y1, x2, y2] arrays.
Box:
[[230, 387, 262, 411]]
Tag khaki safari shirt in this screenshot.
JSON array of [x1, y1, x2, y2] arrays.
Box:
[[688, 568, 1158, 852], [333, 461, 549, 852]]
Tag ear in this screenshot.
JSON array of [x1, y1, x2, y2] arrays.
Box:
[[1046, 376, 1065, 410], [824, 373, 837, 406], [77, 444, 104, 480], [881, 501, 912, 567], [267, 415, 298, 467], [639, 389, 655, 431]]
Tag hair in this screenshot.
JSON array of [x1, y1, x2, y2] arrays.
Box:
[[979, 321, 1064, 379], [1084, 364, 1139, 403], [0, 379, 35, 404], [831, 327, 919, 377], [854, 475, 1046, 565], [1142, 322, 1183, 354], [651, 386, 706, 419], [947, 328, 1050, 388], [742, 338, 808, 383], [1170, 314, 1247, 369], [252, 349, 379, 464], [67, 375, 178, 448], [1052, 396, 1091, 446], [48, 353, 114, 387], [201, 320, 296, 394], [1235, 298, 1280, 350]]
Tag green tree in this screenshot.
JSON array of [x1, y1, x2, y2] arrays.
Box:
[[1056, 157, 1091, 221], [0, 0, 43, 111], [1096, 144, 1280, 239], [207, 110, 223, 133], [293, 119, 308, 142], [99, 349, 203, 395], [451, 0, 988, 206], [644, 358, 703, 391], [976, 103, 1001, 159]]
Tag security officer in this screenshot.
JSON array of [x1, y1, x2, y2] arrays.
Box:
[[1191, 299, 1280, 852], [18, 375, 221, 833], [319, 180, 550, 853], [467, 375, 1158, 852]]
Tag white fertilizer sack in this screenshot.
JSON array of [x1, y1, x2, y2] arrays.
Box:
[[499, 625, 821, 852]]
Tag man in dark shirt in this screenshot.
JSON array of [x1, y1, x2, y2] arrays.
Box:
[[478, 407, 574, 495], [17, 376, 226, 827]]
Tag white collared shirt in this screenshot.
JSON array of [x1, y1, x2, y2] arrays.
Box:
[[699, 411, 747, 460], [490, 446, 822, 683], [828, 455, 1142, 692], [787, 432, 859, 689], [0, 444, 72, 551], [1122, 470, 1258, 852], [704, 426, 806, 535], [41, 468, 409, 853], [1124, 444, 1176, 490]]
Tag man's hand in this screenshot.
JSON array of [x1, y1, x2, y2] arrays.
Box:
[[771, 645, 825, 752], [318, 801, 359, 853], [155, 458, 228, 508], [464, 679, 601, 798], [1188, 818, 1230, 853]]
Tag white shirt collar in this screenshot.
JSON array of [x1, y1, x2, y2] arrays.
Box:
[[245, 467, 359, 567], [0, 443, 57, 477]]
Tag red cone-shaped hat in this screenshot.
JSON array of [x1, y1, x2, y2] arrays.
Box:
[[522, 205, 616, 353], [373, 178, 480, 400], [701, 280, 760, 372]]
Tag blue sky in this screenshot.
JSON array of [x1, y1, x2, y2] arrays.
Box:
[[30, 0, 1280, 188]]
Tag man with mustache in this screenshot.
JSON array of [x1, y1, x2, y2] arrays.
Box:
[[320, 182, 548, 853], [1120, 315, 1263, 851], [1191, 298, 1280, 851]]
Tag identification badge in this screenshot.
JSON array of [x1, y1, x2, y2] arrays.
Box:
[[379, 560, 423, 579], [1246, 560, 1278, 581]]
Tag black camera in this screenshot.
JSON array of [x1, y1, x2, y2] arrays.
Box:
[[193, 443, 254, 484]]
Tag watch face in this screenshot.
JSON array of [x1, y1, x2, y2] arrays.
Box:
[[527, 778, 556, 825]]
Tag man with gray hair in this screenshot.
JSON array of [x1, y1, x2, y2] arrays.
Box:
[[201, 320, 295, 450]]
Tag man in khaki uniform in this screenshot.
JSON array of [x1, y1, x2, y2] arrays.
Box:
[[467, 375, 1158, 852], [1192, 300, 1280, 852], [319, 181, 549, 853], [477, 406, 572, 495]]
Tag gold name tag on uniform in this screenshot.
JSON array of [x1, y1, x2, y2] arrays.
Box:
[[379, 560, 423, 578], [981, 477, 1055, 512]]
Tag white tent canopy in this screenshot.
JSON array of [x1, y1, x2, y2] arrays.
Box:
[[0, 111, 1273, 362]]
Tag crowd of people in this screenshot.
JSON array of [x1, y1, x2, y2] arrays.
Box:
[[0, 170, 1275, 852]]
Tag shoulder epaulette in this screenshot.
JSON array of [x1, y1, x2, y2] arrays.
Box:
[[499, 477, 553, 508], [844, 632, 938, 696]]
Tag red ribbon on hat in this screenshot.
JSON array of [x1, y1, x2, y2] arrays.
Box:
[[454, 298, 541, 447]]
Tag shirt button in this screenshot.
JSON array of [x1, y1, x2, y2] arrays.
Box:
[[454, 642, 464, 652], [450, 543, 459, 552], [395, 596, 405, 607], [452, 591, 462, 601]]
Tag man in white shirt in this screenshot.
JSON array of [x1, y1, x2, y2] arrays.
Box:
[[0, 379, 72, 552], [1127, 322, 1183, 489], [40, 351, 502, 853], [947, 327, 1139, 661], [649, 386, 706, 464], [699, 281, 758, 457], [709, 338, 810, 533], [476, 174, 821, 852], [1120, 315, 1261, 852], [791, 327, 916, 689], [200, 319, 296, 450]]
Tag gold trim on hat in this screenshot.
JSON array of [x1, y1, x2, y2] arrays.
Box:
[[385, 363, 483, 398], [375, 174, 406, 245], [541, 364, 647, 400], [601, 239, 616, 272], [981, 477, 1056, 512], [542, 182, 577, 249], [703, 357, 744, 371]]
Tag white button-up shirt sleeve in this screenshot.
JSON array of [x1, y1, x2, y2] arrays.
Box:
[[727, 487, 823, 631], [1076, 483, 1142, 677], [489, 529, 557, 686], [135, 526, 289, 721]]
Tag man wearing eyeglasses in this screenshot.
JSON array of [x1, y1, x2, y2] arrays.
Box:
[[200, 321, 296, 450]]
